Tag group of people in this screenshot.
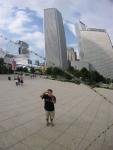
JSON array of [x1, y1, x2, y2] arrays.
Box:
[[16, 75, 24, 86]]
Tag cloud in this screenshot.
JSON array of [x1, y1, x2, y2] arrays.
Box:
[[20, 31, 45, 61], [8, 10, 32, 34], [0, 0, 113, 56], [21, 31, 45, 50]]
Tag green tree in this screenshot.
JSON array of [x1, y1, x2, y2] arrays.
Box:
[[91, 71, 105, 83], [67, 66, 75, 74], [23, 67, 28, 73], [0, 58, 4, 74], [30, 67, 35, 74], [46, 67, 53, 75], [17, 67, 23, 72], [52, 67, 64, 77], [67, 66, 80, 78], [80, 68, 90, 81]]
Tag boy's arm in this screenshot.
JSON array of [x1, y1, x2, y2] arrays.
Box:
[[52, 96, 56, 104], [40, 92, 47, 99], [40, 92, 45, 99]]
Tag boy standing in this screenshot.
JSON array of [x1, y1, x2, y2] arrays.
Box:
[[41, 89, 56, 126]]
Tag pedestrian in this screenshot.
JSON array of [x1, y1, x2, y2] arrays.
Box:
[[40, 89, 56, 126], [16, 81, 18, 86], [20, 75, 24, 86], [17, 75, 20, 85]]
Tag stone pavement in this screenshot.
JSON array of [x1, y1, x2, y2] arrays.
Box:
[[0, 77, 113, 150]]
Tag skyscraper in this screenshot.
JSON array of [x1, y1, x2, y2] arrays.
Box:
[[16, 40, 29, 55], [44, 8, 68, 69], [76, 22, 113, 79], [67, 47, 77, 64]]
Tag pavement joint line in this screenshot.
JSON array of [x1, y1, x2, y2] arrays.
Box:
[[0, 100, 39, 114], [0, 79, 110, 149], [0, 92, 93, 134], [0, 88, 38, 106], [0, 90, 94, 138], [5, 141, 34, 150], [6, 94, 93, 141], [75, 94, 103, 150], [56, 92, 93, 108], [0, 103, 41, 123], [0, 146, 4, 150], [55, 91, 95, 119], [84, 123, 113, 150], [0, 113, 43, 134], [20, 141, 34, 150], [100, 102, 111, 150], [0, 84, 38, 106], [0, 94, 94, 150], [43, 94, 97, 150], [4, 125, 47, 150], [91, 88, 113, 106], [57, 92, 94, 116], [100, 131, 106, 150]]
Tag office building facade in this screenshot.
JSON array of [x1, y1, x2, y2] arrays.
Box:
[[76, 23, 113, 79], [16, 40, 29, 56], [44, 8, 68, 69], [67, 47, 77, 65]]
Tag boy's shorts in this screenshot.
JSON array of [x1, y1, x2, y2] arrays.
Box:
[[46, 111, 55, 120]]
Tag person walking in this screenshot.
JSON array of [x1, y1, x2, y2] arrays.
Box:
[[17, 75, 20, 85], [40, 89, 56, 126], [20, 75, 24, 86]]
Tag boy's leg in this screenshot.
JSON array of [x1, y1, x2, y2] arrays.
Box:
[[50, 111, 55, 126], [45, 111, 49, 126]]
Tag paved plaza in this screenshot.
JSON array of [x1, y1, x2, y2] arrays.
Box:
[[0, 76, 113, 150]]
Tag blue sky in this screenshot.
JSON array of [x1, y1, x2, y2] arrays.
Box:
[[0, 0, 113, 63]]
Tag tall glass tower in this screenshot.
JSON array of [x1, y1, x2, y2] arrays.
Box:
[[44, 8, 68, 69], [75, 22, 113, 79]]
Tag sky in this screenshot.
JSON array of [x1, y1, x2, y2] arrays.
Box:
[[0, 0, 113, 63]]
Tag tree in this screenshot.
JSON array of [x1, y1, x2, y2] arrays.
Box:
[[0, 58, 4, 65], [17, 67, 23, 72], [23, 67, 28, 73], [67, 66, 80, 78], [30, 67, 35, 74], [80, 68, 90, 80], [67, 66, 75, 74], [46, 67, 53, 75], [90, 71, 106, 83], [0, 58, 4, 74], [52, 67, 64, 76]]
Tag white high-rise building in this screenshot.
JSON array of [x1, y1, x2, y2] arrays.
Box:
[[67, 47, 77, 63], [16, 40, 29, 56], [76, 23, 113, 79], [44, 8, 68, 69]]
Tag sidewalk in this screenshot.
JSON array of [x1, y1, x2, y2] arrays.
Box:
[[0, 78, 113, 150]]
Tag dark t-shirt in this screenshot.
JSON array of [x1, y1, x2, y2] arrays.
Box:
[[42, 94, 56, 111]]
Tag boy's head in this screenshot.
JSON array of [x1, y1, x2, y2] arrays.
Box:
[[47, 89, 53, 96]]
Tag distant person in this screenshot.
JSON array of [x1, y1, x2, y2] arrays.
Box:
[[40, 89, 56, 126], [16, 81, 18, 86], [8, 76, 11, 81], [17, 75, 20, 85], [20, 76, 24, 86]]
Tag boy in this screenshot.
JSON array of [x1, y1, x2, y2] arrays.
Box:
[[41, 89, 56, 126]]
